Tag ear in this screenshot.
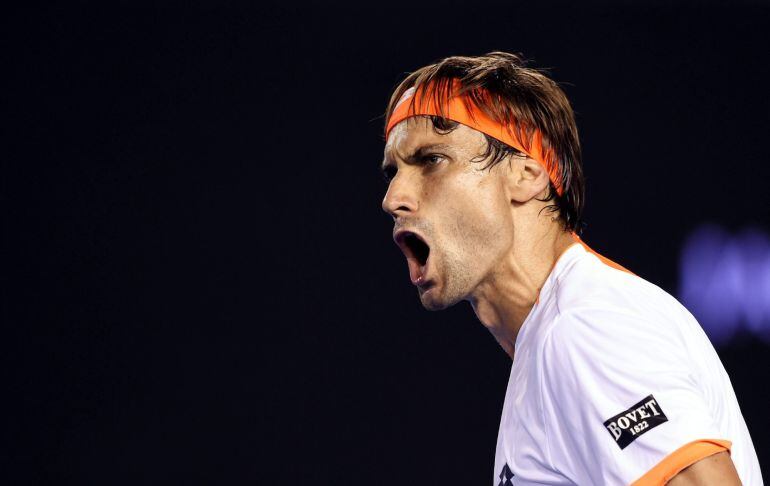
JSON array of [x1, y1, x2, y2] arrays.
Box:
[[504, 155, 552, 203]]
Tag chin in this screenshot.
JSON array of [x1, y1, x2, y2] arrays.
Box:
[[418, 286, 459, 311], [421, 300, 448, 312]]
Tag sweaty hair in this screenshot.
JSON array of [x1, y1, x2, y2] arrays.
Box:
[[384, 51, 586, 235]]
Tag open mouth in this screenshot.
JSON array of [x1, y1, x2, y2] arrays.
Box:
[[395, 231, 431, 285], [403, 233, 430, 266]]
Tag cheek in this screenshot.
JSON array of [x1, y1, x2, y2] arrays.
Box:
[[439, 178, 511, 255]]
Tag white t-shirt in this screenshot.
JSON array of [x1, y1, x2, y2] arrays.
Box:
[[493, 238, 763, 486]]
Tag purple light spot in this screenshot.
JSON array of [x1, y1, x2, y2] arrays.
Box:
[[736, 228, 770, 342], [678, 224, 770, 347]]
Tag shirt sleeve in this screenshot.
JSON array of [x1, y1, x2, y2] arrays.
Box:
[[539, 305, 731, 485]]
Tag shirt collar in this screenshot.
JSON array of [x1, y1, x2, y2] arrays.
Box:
[[536, 241, 585, 304]]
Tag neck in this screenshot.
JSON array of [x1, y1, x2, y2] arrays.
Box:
[[468, 224, 577, 360]]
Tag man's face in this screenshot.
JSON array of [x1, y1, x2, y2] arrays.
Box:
[[381, 117, 516, 310]]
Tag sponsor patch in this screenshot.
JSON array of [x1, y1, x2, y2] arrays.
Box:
[[603, 394, 668, 450]]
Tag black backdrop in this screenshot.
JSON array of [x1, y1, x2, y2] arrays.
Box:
[[6, 2, 769, 484]]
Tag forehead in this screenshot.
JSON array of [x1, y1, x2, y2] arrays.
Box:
[[382, 117, 486, 166]]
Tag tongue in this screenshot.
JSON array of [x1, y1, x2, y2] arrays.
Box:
[[407, 256, 426, 285]]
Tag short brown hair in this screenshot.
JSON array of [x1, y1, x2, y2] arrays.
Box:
[[384, 51, 586, 234]]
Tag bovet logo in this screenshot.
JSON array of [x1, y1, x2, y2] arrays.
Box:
[[603, 394, 668, 450]]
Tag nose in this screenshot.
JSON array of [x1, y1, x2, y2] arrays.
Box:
[[381, 172, 419, 219]]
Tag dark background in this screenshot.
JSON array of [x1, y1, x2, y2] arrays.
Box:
[[5, 2, 769, 484]]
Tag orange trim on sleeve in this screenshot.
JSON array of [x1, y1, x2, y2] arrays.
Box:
[[631, 439, 732, 486]]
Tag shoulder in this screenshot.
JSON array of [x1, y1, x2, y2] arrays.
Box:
[[541, 253, 699, 372], [550, 250, 695, 341], [542, 303, 689, 378], [553, 250, 677, 317]]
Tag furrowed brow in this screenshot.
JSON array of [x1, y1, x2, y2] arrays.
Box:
[[409, 143, 452, 161], [381, 143, 452, 171]]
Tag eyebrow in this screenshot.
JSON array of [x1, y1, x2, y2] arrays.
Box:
[[380, 143, 453, 172]]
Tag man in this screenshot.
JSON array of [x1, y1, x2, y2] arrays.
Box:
[[380, 52, 762, 485]]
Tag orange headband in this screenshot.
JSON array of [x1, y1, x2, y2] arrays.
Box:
[[385, 81, 563, 196]]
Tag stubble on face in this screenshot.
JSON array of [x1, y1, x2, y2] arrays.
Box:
[[412, 129, 514, 311]]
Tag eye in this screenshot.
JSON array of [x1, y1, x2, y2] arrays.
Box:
[[422, 154, 445, 166]]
